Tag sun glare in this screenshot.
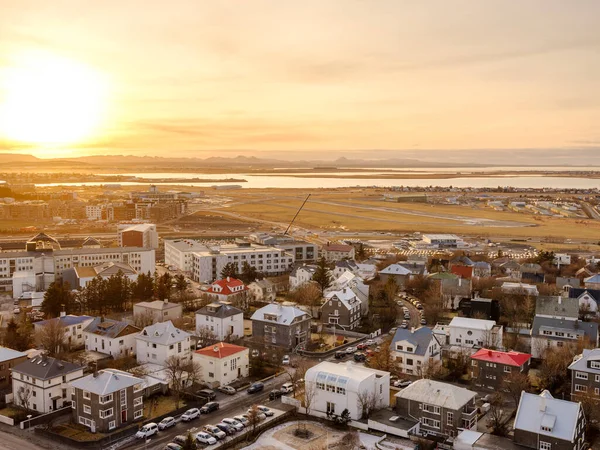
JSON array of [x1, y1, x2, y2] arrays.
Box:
[[0, 52, 108, 148]]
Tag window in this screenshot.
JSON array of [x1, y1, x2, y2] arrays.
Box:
[[100, 408, 113, 418], [336, 387, 346, 395], [100, 394, 113, 404], [32, 391, 36, 397], [83, 405, 91, 414], [423, 404, 440, 415], [591, 361, 600, 369], [422, 417, 440, 429], [447, 412, 454, 426], [83, 391, 90, 400], [72, 401, 76, 409], [316, 382, 325, 390], [134, 410, 143, 419], [504, 366, 511, 373], [134, 397, 142, 406], [576, 372, 588, 380], [471, 360, 477, 366], [539, 442, 551, 450], [108, 421, 116, 430], [557, 342, 564, 347], [326, 402, 335, 414], [407, 359, 413, 366], [326, 384, 335, 392], [575, 385, 587, 393], [208, 372, 214, 378]]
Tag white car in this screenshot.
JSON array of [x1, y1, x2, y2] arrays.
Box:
[[282, 355, 290, 365], [365, 339, 375, 346], [345, 346, 357, 354], [233, 415, 249, 426], [196, 432, 217, 445], [13, 307, 21, 315], [256, 405, 274, 417], [218, 385, 236, 395], [281, 382, 294, 393], [158, 417, 176, 430], [136, 423, 158, 439], [180, 408, 200, 422], [222, 417, 244, 431], [202, 425, 226, 440], [245, 410, 267, 421]]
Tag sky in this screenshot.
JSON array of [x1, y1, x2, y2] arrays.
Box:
[[1, 0, 599, 159]]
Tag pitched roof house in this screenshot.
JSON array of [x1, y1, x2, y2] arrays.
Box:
[[250, 303, 311, 350], [205, 277, 248, 301], [470, 348, 531, 389], [531, 316, 598, 358], [84, 318, 141, 358], [133, 299, 183, 324], [195, 302, 244, 341], [193, 342, 249, 388], [568, 348, 600, 401], [321, 289, 362, 330], [389, 327, 442, 375], [136, 321, 191, 366]]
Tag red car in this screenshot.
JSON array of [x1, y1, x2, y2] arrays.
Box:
[[357, 343, 368, 350]]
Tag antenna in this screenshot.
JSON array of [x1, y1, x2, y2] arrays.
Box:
[[284, 194, 311, 236]]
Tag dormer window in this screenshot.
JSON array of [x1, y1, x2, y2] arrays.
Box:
[[406, 347, 414, 352], [541, 426, 552, 432], [590, 361, 600, 369]]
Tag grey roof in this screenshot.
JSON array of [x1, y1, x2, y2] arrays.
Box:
[[335, 260, 359, 271], [0, 347, 27, 362], [290, 264, 317, 278], [35, 315, 93, 328], [69, 369, 142, 396], [251, 303, 311, 325], [390, 327, 437, 357], [450, 256, 474, 266], [196, 302, 243, 318], [397, 262, 427, 275], [569, 288, 600, 303], [568, 348, 600, 373], [380, 263, 412, 276], [135, 300, 181, 311], [395, 379, 476, 410], [473, 261, 491, 268], [84, 318, 141, 339], [521, 263, 544, 273], [556, 277, 581, 289], [12, 355, 82, 380], [585, 274, 600, 284], [532, 316, 598, 340], [514, 390, 580, 443], [137, 321, 190, 346], [535, 296, 579, 319]]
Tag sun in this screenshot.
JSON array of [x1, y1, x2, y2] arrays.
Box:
[[0, 51, 108, 148]]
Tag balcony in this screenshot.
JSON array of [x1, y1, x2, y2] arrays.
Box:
[[462, 405, 478, 420]]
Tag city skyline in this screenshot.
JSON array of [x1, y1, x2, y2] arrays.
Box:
[[1, 1, 599, 158]]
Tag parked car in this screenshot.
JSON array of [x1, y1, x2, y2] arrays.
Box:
[[197, 389, 216, 400], [282, 355, 290, 365], [256, 405, 274, 417], [269, 389, 284, 400], [356, 342, 368, 350], [222, 418, 244, 431], [158, 417, 176, 430], [200, 402, 220, 414], [251, 349, 259, 357], [393, 379, 412, 388], [420, 318, 427, 325], [217, 385, 236, 395], [354, 352, 366, 362], [173, 435, 187, 445], [281, 382, 294, 393], [345, 346, 357, 354], [365, 339, 376, 346], [136, 423, 158, 439], [245, 410, 267, 421], [233, 415, 249, 426], [247, 382, 264, 394], [216, 422, 235, 435], [335, 350, 346, 359], [181, 408, 200, 422], [165, 444, 183, 450], [416, 303, 424, 310], [202, 425, 226, 440], [196, 432, 217, 445]]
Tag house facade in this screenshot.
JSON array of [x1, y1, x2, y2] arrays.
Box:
[[531, 317, 598, 359], [470, 348, 531, 390], [0, 347, 27, 391], [11, 355, 84, 413], [378, 263, 412, 288], [135, 321, 191, 366], [133, 299, 183, 324], [321, 244, 355, 262], [204, 277, 248, 303], [33, 314, 94, 351], [247, 279, 276, 302], [70, 369, 144, 432], [448, 317, 503, 349], [389, 327, 442, 375], [193, 342, 249, 388], [514, 390, 586, 450], [84, 318, 141, 358], [289, 265, 317, 290], [195, 302, 244, 341], [568, 348, 600, 401], [304, 361, 390, 420], [321, 289, 362, 330], [395, 379, 478, 439], [251, 304, 312, 350]]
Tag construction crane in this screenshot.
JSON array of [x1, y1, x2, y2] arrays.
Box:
[[284, 194, 311, 236]]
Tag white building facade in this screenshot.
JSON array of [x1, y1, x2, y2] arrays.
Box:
[[448, 317, 503, 349], [195, 303, 244, 341], [135, 321, 191, 366], [193, 342, 249, 388]]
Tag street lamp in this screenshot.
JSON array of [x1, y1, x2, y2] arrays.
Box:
[[26, 414, 32, 432]]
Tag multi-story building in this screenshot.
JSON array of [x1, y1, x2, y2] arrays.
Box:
[[447, 317, 503, 349], [514, 390, 586, 450], [289, 264, 317, 290], [530, 317, 598, 359], [304, 361, 390, 420], [136, 321, 191, 366], [165, 239, 294, 281], [117, 223, 159, 249], [133, 299, 183, 324], [11, 355, 84, 413], [0, 347, 27, 391], [33, 314, 95, 350], [568, 348, 600, 400], [204, 277, 248, 302], [395, 379, 478, 439], [70, 369, 144, 432], [249, 233, 317, 262], [84, 318, 140, 358], [251, 304, 311, 350], [470, 348, 531, 390], [85, 205, 104, 221], [193, 342, 249, 388], [320, 244, 355, 261], [62, 262, 138, 289], [195, 303, 244, 341], [321, 289, 362, 330], [389, 327, 442, 375]]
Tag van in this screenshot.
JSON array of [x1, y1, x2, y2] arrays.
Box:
[[136, 423, 158, 439], [281, 383, 294, 394]]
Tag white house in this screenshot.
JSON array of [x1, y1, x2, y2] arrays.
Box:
[[195, 303, 244, 341], [530, 316, 598, 359], [33, 314, 94, 350], [133, 299, 183, 324], [501, 282, 539, 296], [554, 253, 572, 266], [204, 277, 248, 302], [389, 327, 442, 375], [332, 260, 376, 281], [11, 355, 84, 413], [247, 279, 276, 302], [448, 317, 503, 349], [327, 270, 370, 315], [321, 244, 356, 261], [84, 318, 141, 358], [136, 321, 191, 366], [193, 342, 249, 388], [304, 361, 390, 420], [289, 265, 317, 290]]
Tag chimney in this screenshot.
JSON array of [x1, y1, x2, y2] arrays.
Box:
[[100, 316, 104, 323], [558, 297, 562, 305], [164, 298, 168, 304], [410, 327, 415, 334], [488, 350, 492, 356], [227, 276, 230, 282], [60, 310, 66, 318]]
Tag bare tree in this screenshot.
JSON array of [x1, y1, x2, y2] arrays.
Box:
[[304, 380, 317, 417], [35, 319, 67, 356], [486, 392, 508, 436], [502, 370, 531, 406], [481, 327, 501, 350], [164, 355, 201, 408], [195, 326, 218, 349], [417, 358, 445, 380], [246, 404, 262, 439], [16, 385, 32, 410], [284, 358, 311, 398], [133, 309, 155, 329], [336, 431, 360, 450], [356, 389, 379, 419]]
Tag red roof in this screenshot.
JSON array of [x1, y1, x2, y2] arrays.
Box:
[[206, 277, 248, 296], [451, 265, 474, 279], [195, 342, 248, 359], [323, 244, 353, 252], [471, 348, 531, 367]]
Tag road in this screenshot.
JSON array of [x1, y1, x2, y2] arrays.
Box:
[[0, 430, 52, 450]]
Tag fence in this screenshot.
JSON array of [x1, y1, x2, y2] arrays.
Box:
[[298, 333, 369, 359], [20, 405, 71, 429], [0, 414, 14, 426], [225, 409, 294, 449]]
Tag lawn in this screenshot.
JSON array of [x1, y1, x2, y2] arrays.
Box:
[[144, 395, 185, 419], [51, 423, 106, 441]]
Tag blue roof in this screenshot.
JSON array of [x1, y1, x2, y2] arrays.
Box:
[[36, 315, 93, 327]]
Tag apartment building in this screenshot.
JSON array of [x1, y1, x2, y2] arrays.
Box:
[[321, 244, 355, 261], [568, 348, 600, 401], [117, 223, 159, 249], [321, 289, 362, 330], [251, 304, 311, 350], [195, 303, 244, 341], [470, 349, 531, 390]]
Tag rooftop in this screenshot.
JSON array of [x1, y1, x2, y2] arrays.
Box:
[[34, 315, 94, 328], [395, 379, 476, 410], [471, 348, 531, 367], [137, 321, 190, 346], [535, 296, 579, 319], [251, 303, 311, 325], [449, 317, 496, 330], [196, 302, 243, 319], [390, 327, 438, 357], [135, 300, 181, 311], [12, 355, 82, 380], [195, 342, 248, 359], [84, 318, 141, 339], [0, 346, 27, 362], [69, 369, 142, 396]]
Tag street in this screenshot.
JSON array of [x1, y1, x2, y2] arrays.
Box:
[[0, 430, 53, 450]]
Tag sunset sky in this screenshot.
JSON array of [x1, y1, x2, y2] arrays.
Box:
[[0, 0, 599, 158]]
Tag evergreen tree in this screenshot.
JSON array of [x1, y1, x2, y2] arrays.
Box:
[[132, 271, 155, 301], [154, 272, 172, 301], [220, 262, 238, 279], [41, 280, 74, 318], [313, 256, 332, 295], [3, 318, 33, 351], [356, 243, 366, 261], [174, 274, 187, 294], [240, 261, 258, 284], [104, 270, 132, 311], [81, 275, 107, 315]]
